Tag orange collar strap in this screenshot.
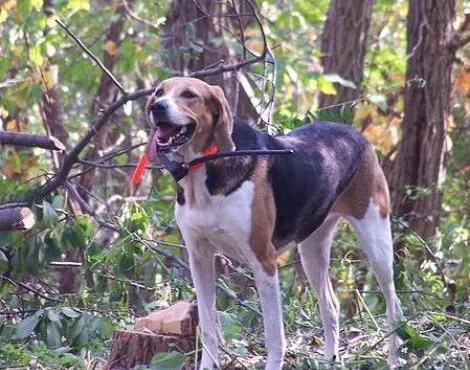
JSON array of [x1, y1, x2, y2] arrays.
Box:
[[131, 144, 219, 185], [188, 144, 219, 171]]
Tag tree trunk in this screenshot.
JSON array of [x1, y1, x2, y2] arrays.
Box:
[[318, 0, 374, 122], [78, 1, 129, 201], [390, 0, 456, 242], [163, 0, 259, 122]]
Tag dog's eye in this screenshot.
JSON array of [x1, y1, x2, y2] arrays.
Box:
[[180, 90, 198, 99], [154, 89, 164, 98]]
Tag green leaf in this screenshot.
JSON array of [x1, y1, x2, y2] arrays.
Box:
[[150, 351, 185, 370], [67, 0, 90, 11], [46, 323, 62, 348], [323, 73, 356, 89], [397, 322, 434, 351], [0, 249, 8, 262], [30, 44, 44, 67], [42, 200, 58, 226], [70, 315, 86, 341], [317, 77, 336, 95], [47, 309, 62, 327], [368, 94, 388, 113], [17, 0, 32, 18], [46, 309, 60, 323], [218, 311, 242, 341], [61, 307, 81, 319], [14, 310, 43, 340]]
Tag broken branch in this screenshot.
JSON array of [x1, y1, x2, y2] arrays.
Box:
[[0, 207, 36, 231], [0, 131, 65, 151]]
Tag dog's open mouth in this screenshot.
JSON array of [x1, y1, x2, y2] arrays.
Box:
[[155, 122, 195, 152]]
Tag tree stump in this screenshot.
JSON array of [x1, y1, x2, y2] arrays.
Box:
[[107, 301, 197, 369]]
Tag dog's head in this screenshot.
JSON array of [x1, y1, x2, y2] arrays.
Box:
[[146, 77, 234, 158]]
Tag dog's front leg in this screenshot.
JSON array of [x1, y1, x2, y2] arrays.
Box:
[[188, 245, 219, 370], [252, 264, 286, 370]]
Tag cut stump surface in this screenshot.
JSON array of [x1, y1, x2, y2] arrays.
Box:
[[107, 301, 197, 369]]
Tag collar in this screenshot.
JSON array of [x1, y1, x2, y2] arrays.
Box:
[[158, 144, 219, 181], [187, 144, 219, 171], [131, 144, 219, 185]]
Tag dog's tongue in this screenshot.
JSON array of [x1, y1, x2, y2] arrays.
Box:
[[147, 129, 159, 161], [157, 123, 179, 140]]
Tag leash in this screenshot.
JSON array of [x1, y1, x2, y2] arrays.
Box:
[[160, 148, 294, 182], [131, 147, 293, 184]]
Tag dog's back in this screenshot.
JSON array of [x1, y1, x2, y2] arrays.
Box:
[[231, 119, 374, 247]]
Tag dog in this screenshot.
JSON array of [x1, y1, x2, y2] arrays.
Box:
[[145, 77, 403, 369]]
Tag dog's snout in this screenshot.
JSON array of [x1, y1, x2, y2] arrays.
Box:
[[150, 99, 171, 123], [152, 100, 168, 114]]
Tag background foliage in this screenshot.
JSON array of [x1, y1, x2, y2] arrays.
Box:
[[0, 0, 469, 369]]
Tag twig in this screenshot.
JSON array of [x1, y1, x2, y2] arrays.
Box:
[[1, 275, 63, 303], [189, 0, 267, 79], [391, 216, 450, 297], [145, 242, 261, 316], [98, 271, 156, 291], [79, 158, 162, 171], [189, 54, 265, 78], [367, 313, 420, 352], [49, 261, 82, 267], [55, 19, 127, 95], [196, 326, 222, 370], [427, 311, 470, 326], [355, 289, 381, 334], [63, 181, 121, 232], [122, 0, 161, 33]]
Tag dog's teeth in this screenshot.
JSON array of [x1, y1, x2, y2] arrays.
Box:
[[181, 126, 187, 134]]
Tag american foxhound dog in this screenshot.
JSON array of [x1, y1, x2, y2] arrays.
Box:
[[145, 77, 403, 369]]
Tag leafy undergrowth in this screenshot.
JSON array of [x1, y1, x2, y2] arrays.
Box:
[[1, 271, 469, 370], [1, 176, 468, 369]]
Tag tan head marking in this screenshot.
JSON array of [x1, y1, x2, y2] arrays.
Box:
[[146, 77, 234, 155]]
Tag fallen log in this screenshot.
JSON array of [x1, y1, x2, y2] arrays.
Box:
[[107, 301, 197, 369], [0, 207, 36, 231]]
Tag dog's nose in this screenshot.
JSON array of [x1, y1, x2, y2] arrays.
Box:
[[151, 100, 168, 117], [150, 99, 168, 121]]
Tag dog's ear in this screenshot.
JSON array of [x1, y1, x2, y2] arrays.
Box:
[[210, 85, 235, 151]]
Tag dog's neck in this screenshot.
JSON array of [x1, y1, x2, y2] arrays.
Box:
[[174, 145, 257, 207]]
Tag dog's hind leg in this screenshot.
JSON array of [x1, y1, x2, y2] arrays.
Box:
[[346, 202, 403, 367], [298, 215, 340, 360], [187, 243, 220, 370]]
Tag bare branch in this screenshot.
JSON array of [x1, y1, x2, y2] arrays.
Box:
[[189, 54, 265, 78], [0, 131, 65, 151], [55, 19, 127, 95], [122, 0, 162, 33], [79, 158, 162, 171], [63, 181, 121, 232], [34, 87, 154, 201], [0, 202, 29, 210], [0, 207, 36, 231], [1, 275, 62, 303]]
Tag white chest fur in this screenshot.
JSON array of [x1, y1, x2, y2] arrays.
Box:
[[175, 175, 255, 262]]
